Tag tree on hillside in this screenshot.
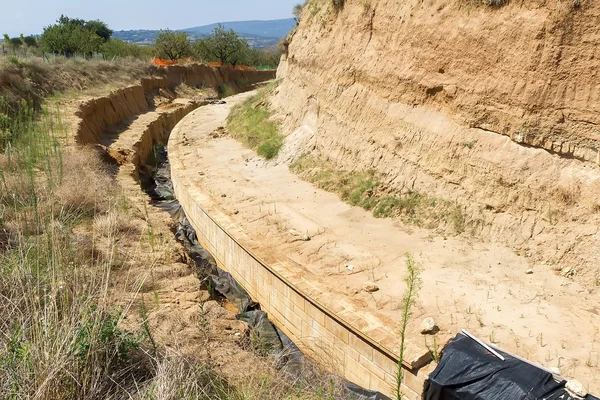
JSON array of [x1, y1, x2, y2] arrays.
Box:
[[58, 15, 85, 27], [154, 30, 191, 60], [2, 34, 23, 54], [22, 36, 38, 49], [39, 16, 112, 56], [102, 38, 154, 59], [245, 46, 282, 68], [193, 24, 249, 66], [84, 20, 113, 42], [17, 34, 38, 55], [9, 38, 22, 52], [293, 3, 304, 24]]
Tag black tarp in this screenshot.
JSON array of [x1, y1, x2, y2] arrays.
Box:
[[424, 333, 599, 400]]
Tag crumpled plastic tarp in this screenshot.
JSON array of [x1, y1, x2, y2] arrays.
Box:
[[423, 333, 599, 400]]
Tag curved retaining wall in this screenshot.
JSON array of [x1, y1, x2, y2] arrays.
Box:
[[76, 64, 275, 145], [169, 121, 430, 400]]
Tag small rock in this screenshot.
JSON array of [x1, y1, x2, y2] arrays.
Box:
[[420, 317, 439, 334], [561, 266, 575, 277], [525, 269, 533, 275], [301, 234, 311, 241], [363, 282, 379, 293], [233, 210, 239, 215], [346, 264, 355, 271], [221, 194, 227, 198], [566, 380, 587, 398]]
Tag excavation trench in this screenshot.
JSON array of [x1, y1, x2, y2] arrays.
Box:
[[73, 65, 600, 400], [74, 64, 388, 399], [139, 143, 387, 400]]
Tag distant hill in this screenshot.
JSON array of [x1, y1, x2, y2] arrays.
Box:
[[113, 18, 296, 48], [185, 19, 296, 38]]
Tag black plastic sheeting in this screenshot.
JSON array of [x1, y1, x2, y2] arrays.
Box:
[[424, 333, 599, 400], [144, 145, 389, 400]]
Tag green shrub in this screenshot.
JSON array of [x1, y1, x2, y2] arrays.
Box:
[[154, 29, 192, 60], [291, 155, 469, 233], [218, 83, 235, 98]]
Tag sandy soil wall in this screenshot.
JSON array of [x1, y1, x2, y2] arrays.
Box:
[[76, 65, 275, 146], [272, 0, 600, 282]]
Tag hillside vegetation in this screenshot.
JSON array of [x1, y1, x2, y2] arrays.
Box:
[[113, 18, 296, 48], [0, 56, 154, 147], [0, 56, 354, 399], [3, 16, 283, 67]]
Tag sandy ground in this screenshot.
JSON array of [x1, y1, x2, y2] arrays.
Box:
[[59, 91, 277, 383], [171, 90, 600, 393]]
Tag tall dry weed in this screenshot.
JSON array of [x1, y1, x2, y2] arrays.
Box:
[[54, 147, 116, 220]]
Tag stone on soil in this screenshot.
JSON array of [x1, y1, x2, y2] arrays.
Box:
[[420, 317, 439, 334], [363, 282, 379, 293]]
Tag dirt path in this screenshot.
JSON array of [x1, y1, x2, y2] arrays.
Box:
[[171, 90, 600, 393]]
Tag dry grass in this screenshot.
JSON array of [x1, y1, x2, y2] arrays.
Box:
[[0, 105, 157, 399], [0, 73, 358, 400], [555, 184, 579, 206], [93, 209, 140, 237], [136, 354, 232, 399], [135, 350, 353, 400], [55, 148, 117, 219], [0, 56, 155, 120], [290, 154, 468, 234]]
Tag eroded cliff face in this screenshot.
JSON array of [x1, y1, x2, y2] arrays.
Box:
[[272, 0, 600, 281]]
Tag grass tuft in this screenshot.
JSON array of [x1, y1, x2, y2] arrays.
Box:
[[218, 83, 235, 98], [227, 82, 283, 160], [290, 154, 468, 234]]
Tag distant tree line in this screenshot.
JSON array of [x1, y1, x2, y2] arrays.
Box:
[[155, 25, 281, 68], [3, 18, 282, 68], [32, 15, 153, 59]]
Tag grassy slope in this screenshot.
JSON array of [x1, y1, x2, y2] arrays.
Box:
[[226, 82, 284, 160], [0, 59, 354, 400], [290, 155, 467, 235]]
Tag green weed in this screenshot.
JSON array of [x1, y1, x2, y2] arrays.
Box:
[[227, 83, 284, 160], [218, 83, 235, 98], [396, 253, 422, 399]]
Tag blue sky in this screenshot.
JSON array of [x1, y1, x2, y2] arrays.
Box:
[[1, 0, 299, 36]]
